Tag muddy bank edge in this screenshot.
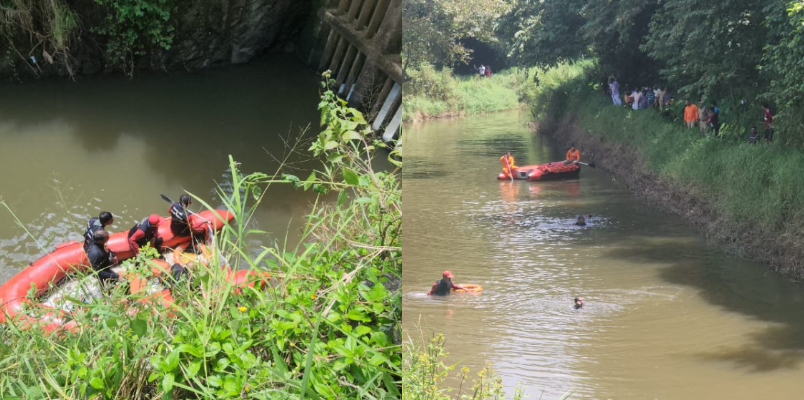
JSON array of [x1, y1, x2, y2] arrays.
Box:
[[537, 114, 804, 279]]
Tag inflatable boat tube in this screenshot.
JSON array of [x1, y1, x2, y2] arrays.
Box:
[[497, 161, 580, 181], [0, 209, 251, 332]]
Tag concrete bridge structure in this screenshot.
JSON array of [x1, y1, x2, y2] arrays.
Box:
[[305, 0, 402, 142]]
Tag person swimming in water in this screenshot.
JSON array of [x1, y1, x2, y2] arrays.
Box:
[[573, 214, 595, 226], [574, 297, 584, 309], [427, 270, 466, 296]]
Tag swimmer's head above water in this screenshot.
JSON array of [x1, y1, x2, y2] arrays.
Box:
[[574, 297, 584, 309]]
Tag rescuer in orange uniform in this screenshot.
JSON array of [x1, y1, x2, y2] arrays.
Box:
[[565, 145, 581, 164], [499, 151, 518, 177]]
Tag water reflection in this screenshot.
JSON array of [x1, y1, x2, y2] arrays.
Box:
[[0, 54, 323, 281]]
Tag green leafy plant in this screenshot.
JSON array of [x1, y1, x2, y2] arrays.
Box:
[[90, 0, 175, 75]]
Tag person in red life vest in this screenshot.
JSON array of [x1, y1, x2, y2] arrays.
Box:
[[83, 211, 114, 252], [127, 214, 164, 256], [565, 144, 581, 164], [499, 152, 518, 177], [427, 270, 465, 296]]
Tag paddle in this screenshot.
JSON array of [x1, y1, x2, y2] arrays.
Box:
[[577, 161, 596, 168]]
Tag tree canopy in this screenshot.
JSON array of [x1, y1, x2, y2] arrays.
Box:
[[493, 0, 804, 144], [402, 0, 510, 71]]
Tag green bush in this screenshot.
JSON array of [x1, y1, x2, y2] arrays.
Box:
[[91, 0, 175, 75], [402, 334, 524, 400]]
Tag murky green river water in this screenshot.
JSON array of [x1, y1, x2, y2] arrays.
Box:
[[0, 54, 323, 283], [402, 111, 804, 399]]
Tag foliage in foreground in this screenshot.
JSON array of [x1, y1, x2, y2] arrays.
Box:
[[0, 76, 401, 399], [536, 68, 804, 276], [403, 333, 573, 400]]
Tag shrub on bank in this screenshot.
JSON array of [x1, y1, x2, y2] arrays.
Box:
[[402, 334, 525, 400], [0, 75, 402, 398]]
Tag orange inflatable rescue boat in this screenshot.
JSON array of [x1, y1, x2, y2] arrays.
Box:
[[0, 209, 269, 332], [497, 162, 580, 182]]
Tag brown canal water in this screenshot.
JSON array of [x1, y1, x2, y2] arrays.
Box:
[[402, 111, 804, 399], [0, 54, 324, 284]]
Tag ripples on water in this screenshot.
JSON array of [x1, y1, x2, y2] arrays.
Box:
[[403, 111, 804, 399]]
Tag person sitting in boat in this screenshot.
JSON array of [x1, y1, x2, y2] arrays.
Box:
[[83, 211, 114, 252], [127, 214, 164, 256], [499, 152, 518, 177], [87, 229, 120, 285], [565, 145, 581, 164], [427, 270, 466, 296]]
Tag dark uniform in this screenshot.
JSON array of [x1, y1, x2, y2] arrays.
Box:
[[169, 202, 190, 237], [430, 279, 456, 296], [86, 242, 118, 284], [83, 218, 103, 251]]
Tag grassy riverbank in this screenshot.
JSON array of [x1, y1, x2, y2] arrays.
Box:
[[535, 70, 804, 278], [0, 77, 401, 398], [404, 62, 589, 123]]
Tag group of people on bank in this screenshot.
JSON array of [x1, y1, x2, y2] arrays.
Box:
[[607, 74, 776, 143], [82, 194, 205, 285]]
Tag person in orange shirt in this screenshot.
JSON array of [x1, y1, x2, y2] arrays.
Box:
[[683, 100, 699, 129], [499, 151, 518, 176], [565, 145, 581, 164]]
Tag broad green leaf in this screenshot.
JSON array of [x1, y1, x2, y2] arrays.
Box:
[[343, 168, 359, 185]]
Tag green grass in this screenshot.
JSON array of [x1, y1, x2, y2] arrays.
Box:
[[537, 70, 804, 273], [403, 64, 527, 122], [403, 61, 592, 122]]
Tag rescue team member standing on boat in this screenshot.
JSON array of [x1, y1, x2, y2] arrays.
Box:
[[127, 214, 164, 256], [170, 194, 209, 252], [87, 230, 120, 284], [427, 270, 466, 296], [499, 152, 518, 177], [565, 145, 581, 164], [83, 211, 114, 251], [170, 194, 193, 237]]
